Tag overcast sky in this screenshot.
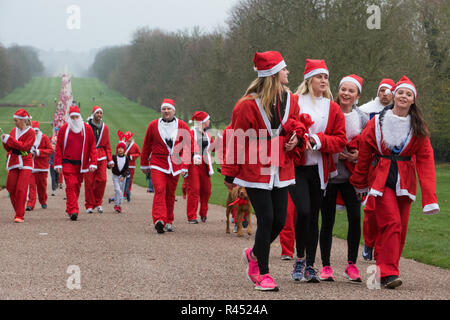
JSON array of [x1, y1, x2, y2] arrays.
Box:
[[0, 0, 240, 52]]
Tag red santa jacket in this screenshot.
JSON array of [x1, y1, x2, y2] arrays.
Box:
[[125, 140, 141, 169], [190, 127, 214, 176], [221, 93, 299, 190], [54, 123, 98, 173], [2, 126, 35, 171], [140, 117, 192, 176], [31, 131, 53, 172], [92, 122, 113, 165], [350, 114, 439, 215]]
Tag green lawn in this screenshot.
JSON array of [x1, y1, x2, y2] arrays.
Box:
[[0, 77, 448, 270]]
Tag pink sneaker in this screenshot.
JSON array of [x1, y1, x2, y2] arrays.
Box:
[[255, 274, 279, 291], [320, 266, 335, 281], [242, 248, 259, 283], [344, 262, 362, 282]]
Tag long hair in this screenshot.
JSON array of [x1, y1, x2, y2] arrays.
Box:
[[296, 77, 333, 101], [408, 102, 429, 137], [241, 75, 288, 121]]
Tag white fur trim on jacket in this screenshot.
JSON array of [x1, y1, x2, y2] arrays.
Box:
[[381, 109, 411, 150]]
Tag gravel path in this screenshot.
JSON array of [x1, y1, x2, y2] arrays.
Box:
[[0, 172, 448, 300]]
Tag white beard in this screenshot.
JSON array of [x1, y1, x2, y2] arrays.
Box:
[[344, 109, 362, 142], [382, 109, 411, 150], [69, 118, 83, 134]]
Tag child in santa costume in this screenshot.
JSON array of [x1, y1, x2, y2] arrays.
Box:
[[84, 105, 114, 214], [26, 121, 53, 211], [185, 111, 214, 223], [110, 139, 130, 213], [54, 106, 98, 221], [49, 135, 59, 196], [222, 51, 304, 291], [350, 76, 439, 289], [1, 109, 35, 223], [359, 78, 395, 119], [290, 59, 347, 283], [319, 74, 368, 282], [123, 131, 140, 202], [141, 99, 192, 234]]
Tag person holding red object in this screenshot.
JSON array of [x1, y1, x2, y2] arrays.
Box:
[[185, 111, 214, 223], [351, 76, 439, 289], [141, 98, 192, 234], [124, 131, 140, 201], [54, 105, 98, 221], [84, 105, 114, 214], [26, 121, 53, 211], [1, 109, 35, 223]]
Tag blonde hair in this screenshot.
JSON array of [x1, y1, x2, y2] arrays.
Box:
[[242, 75, 289, 121], [296, 77, 333, 102]]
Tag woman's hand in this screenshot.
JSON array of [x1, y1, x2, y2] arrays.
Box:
[[285, 133, 298, 152], [346, 149, 359, 162]]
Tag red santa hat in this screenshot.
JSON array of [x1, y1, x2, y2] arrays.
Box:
[[377, 78, 395, 95], [339, 74, 363, 93], [91, 105, 103, 117], [116, 140, 127, 152], [304, 59, 329, 80], [190, 111, 210, 124], [393, 76, 417, 98], [13, 108, 32, 120], [69, 105, 81, 117], [161, 99, 175, 112], [253, 51, 287, 78], [31, 120, 40, 129]]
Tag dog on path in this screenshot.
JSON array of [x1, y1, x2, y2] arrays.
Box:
[[226, 186, 252, 237]]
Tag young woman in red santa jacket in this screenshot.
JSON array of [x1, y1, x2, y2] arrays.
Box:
[[26, 121, 53, 211], [185, 111, 214, 223], [222, 51, 304, 291], [350, 76, 440, 289], [1, 109, 35, 223], [318, 74, 368, 282], [141, 99, 192, 234], [290, 59, 347, 283], [84, 105, 114, 214], [54, 106, 98, 221], [124, 131, 140, 201]]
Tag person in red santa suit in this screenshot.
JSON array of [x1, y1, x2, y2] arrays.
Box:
[[124, 131, 140, 202], [359, 78, 395, 119], [222, 51, 304, 291], [26, 121, 53, 211], [185, 111, 214, 223], [84, 105, 114, 214], [351, 76, 439, 289], [319, 74, 368, 282], [1, 109, 35, 223], [290, 59, 347, 283], [54, 106, 98, 221], [141, 99, 192, 234]]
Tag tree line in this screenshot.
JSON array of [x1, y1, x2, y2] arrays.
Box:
[[0, 44, 44, 99], [91, 0, 448, 161]]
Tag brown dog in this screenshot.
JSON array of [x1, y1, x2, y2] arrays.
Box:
[[226, 186, 252, 237]]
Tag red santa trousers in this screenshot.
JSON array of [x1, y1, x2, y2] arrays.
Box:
[[279, 194, 297, 257], [27, 172, 48, 208], [7, 169, 32, 220], [374, 187, 411, 278], [84, 160, 107, 209], [363, 196, 380, 259], [123, 168, 135, 197], [186, 164, 211, 220], [63, 164, 84, 215], [151, 169, 180, 224]]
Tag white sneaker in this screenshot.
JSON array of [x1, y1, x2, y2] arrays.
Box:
[[86, 208, 93, 214], [233, 225, 238, 233], [97, 206, 104, 213], [164, 223, 174, 232]]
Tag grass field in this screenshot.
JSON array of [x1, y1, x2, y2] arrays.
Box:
[[0, 77, 448, 270]]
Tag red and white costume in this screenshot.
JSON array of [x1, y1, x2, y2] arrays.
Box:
[[141, 99, 191, 226], [125, 135, 140, 192], [350, 76, 439, 278], [54, 106, 98, 216], [1, 109, 35, 221], [27, 121, 53, 209], [185, 111, 214, 221], [84, 106, 114, 210]]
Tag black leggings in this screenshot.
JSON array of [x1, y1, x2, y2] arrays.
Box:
[[288, 165, 323, 267], [320, 181, 361, 266], [246, 187, 288, 275]]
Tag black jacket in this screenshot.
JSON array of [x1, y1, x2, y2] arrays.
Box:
[[111, 154, 130, 177]]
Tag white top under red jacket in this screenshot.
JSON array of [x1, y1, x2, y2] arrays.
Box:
[[2, 126, 35, 171], [91, 121, 113, 166], [350, 109, 440, 215], [221, 93, 299, 190], [31, 131, 53, 172], [295, 93, 347, 189], [54, 122, 98, 173], [141, 117, 192, 176], [191, 127, 214, 176], [125, 140, 141, 169]]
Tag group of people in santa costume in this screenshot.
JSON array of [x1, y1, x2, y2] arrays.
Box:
[[222, 50, 439, 291]]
